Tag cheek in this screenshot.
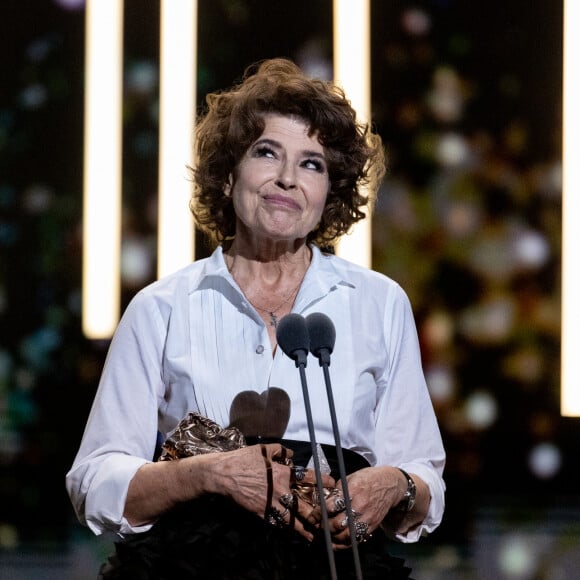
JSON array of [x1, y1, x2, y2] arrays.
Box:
[[313, 186, 330, 213], [231, 189, 252, 224]]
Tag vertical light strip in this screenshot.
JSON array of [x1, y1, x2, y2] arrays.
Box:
[[82, 0, 123, 339], [333, 0, 371, 267], [561, 0, 580, 416], [158, 0, 197, 279]]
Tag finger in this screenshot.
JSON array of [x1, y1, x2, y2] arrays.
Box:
[[264, 503, 316, 542], [290, 465, 307, 484], [278, 491, 298, 511], [332, 512, 351, 536], [328, 518, 353, 550], [260, 443, 294, 464], [277, 489, 313, 526], [260, 445, 275, 519], [264, 505, 291, 528], [330, 514, 373, 547], [291, 467, 334, 489], [325, 489, 347, 516], [353, 519, 372, 544], [272, 444, 294, 466]]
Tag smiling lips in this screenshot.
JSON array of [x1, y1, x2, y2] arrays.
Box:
[[262, 193, 302, 211]]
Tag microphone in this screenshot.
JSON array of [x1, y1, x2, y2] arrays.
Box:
[[305, 313, 363, 580], [276, 313, 309, 368], [276, 314, 337, 580], [305, 312, 335, 365]]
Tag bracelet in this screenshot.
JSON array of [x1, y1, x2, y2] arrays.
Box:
[[395, 468, 416, 512]]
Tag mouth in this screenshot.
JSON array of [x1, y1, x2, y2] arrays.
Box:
[[262, 193, 301, 211]]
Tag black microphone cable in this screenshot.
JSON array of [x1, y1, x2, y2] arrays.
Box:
[[306, 312, 363, 580], [276, 313, 337, 580]]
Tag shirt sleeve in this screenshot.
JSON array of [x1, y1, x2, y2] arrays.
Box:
[[374, 285, 446, 543], [65, 290, 167, 536]]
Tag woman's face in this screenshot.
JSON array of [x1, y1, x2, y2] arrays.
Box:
[[228, 114, 330, 245]]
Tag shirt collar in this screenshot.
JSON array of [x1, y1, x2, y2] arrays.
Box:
[[197, 244, 354, 314]]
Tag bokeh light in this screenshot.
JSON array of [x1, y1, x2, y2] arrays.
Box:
[[121, 236, 155, 288], [497, 535, 537, 577], [401, 8, 431, 37], [464, 390, 498, 431], [528, 442, 562, 479], [52, 0, 85, 10], [425, 364, 455, 404]]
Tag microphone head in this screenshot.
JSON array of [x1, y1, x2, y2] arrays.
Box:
[[305, 312, 336, 358], [276, 313, 309, 366]]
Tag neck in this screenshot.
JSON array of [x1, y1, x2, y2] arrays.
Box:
[[224, 240, 311, 287], [224, 241, 311, 334]]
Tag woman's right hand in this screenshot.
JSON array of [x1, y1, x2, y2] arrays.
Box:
[[125, 442, 335, 541], [203, 443, 335, 541]]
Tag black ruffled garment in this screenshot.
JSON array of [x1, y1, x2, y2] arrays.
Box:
[[99, 495, 412, 580], [99, 440, 413, 579]]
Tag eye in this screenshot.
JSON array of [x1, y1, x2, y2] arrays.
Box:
[[254, 145, 277, 159], [302, 158, 326, 173]]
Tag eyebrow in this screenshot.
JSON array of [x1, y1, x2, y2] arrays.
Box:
[[253, 138, 326, 160]]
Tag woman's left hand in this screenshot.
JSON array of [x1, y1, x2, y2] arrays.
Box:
[[306, 465, 431, 549], [325, 466, 402, 548]]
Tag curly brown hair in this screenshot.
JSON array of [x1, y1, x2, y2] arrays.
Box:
[[190, 58, 385, 247]]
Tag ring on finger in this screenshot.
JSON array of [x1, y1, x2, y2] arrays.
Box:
[[333, 495, 347, 512], [354, 520, 372, 544], [291, 465, 306, 482], [266, 506, 288, 528], [339, 505, 360, 526], [279, 492, 297, 510]]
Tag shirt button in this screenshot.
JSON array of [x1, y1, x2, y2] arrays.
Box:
[[256, 345, 265, 354]]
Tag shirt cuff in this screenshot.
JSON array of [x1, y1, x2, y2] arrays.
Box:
[[392, 462, 446, 544], [84, 455, 153, 536]]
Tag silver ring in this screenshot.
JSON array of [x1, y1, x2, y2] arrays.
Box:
[[354, 520, 372, 544], [279, 492, 297, 509], [339, 503, 360, 528], [265, 506, 288, 528], [333, 495, 346, 512], [291, 465, 306, 482]]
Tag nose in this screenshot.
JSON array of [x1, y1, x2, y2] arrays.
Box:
[[275, 162, 296, 190]]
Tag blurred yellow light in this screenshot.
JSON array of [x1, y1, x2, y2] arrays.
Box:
[[562, 0, 580, 416], [158, 0, 197, 279], [82, 0, 123, 339], [333, 0, 371, 268]]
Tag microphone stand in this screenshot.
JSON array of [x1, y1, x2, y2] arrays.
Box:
[[307, 312, 363, 580], [317, 352, 363, 580], [276, 315, 337, 580], [295, 354, 338, 580]]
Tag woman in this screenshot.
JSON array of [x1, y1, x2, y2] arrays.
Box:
[[66, 58, 445, 579]]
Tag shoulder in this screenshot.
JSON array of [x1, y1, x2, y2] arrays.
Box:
[[125, 248, 225, 322], [314, 246, 406, 297]]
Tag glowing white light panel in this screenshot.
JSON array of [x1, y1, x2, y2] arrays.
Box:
[[561, 0, 580, 416], [158, 0, 197, 279], [82, 0, 123, 339], [333, 0, 371, 268]]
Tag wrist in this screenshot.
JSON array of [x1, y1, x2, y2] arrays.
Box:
[[175, 454, 216, 498], [394, 468, 416, 512]]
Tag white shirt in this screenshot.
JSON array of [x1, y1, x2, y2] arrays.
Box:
[[66, 245, 446, 543]]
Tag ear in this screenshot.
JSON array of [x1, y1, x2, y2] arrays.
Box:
[[224, 174, 233, 197]]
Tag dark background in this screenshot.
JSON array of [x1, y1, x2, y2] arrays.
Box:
[[1, 1, 573, 578]]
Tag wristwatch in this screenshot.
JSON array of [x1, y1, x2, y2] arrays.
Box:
[[396, 468, 416, 512]]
